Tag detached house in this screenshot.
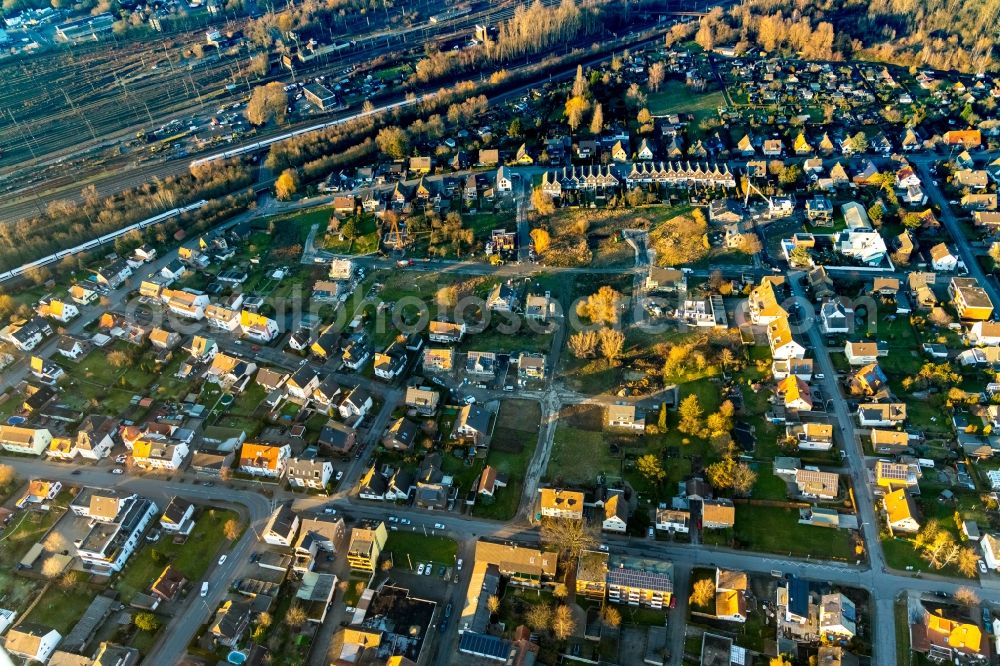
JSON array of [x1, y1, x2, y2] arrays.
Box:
[[5, 624, 62, 664], [404, 386, 439, 415], [0, 426, 52, 456], [238, 442, 291, 478], [767, 317, 806, 360], [606, 403, 645, 431], [286, 458, 333, 490], [858, 403, 907, 427], [539, 488, 584, 520], [884, 488, 920, 533]]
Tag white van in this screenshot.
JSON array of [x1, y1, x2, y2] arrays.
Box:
[[200, 582, 209, 597]]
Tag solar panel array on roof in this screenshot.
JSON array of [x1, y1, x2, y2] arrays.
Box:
[[607, 567, 673, 594], [877, 461, 910, 480], [458, 631, 511, 660]]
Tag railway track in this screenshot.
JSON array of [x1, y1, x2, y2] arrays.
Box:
[[0, 0, 542, 183]]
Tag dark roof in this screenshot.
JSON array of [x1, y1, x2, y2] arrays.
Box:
[[459, 632, 511, 660]]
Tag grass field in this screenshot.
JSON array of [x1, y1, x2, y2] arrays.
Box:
[[727, 504, 855, 560], [0, 508, 64, 566], [547, 425, 620, 486], [25, 582, 96, 634], [115, 508, 240, 602], [647, 81, 727, 119], [384, 533, 457, 569]]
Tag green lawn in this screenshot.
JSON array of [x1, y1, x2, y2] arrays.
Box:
[[729, 504, 856, 561], [25, 583, 96, 635], [895, 597, 911, 666], [751, 468, 788, 500], [384, 533, 457, 568], [547, 426, 620, 486], [115, 508, 240, 602], [0, 509, 64, 566], [647, 81, 727, 118]]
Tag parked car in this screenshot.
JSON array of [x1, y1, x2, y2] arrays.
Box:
[[201, 582, 209, 597], [417, 563, 425, 575], [323, 508, 337, 515], [335, 471, 344, 481], [979, 560, 988, 575], [218, 555, 227, 566], [424, 564, 432, 576], [456, 558, 463, 571], [111, 468, 124, 475], [433, 523, 445, 530]]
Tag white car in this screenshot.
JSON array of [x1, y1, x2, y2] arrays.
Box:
[[456, 559, 463, 571], [218, 555, 227, 566], [111, 468, 124, 475], [979, 560, 988, 574], [433, 523, 445, 530], [323, 508, 337, 515], [335, 471, 344, 481], [201, 582, 209, 597], [417, 563, 425, 575], [424, 564, 432, 576], [115, 455, 127, 464]]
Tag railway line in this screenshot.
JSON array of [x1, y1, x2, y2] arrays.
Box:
[[0, 0, 545, 185]]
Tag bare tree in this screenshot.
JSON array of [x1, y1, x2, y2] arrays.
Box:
[[541, 518, 597, 562], [525, 603, 552, 631], [954, 586, 981, 605], [689, 578, 715, 607], [552, 605, 576, 640]]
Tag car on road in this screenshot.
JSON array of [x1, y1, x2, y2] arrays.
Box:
[[400, 518, 411, 525], [111, 468, 124, 475], [71, 470, 81, 475], [647, 527, 654, 539], [335, 471, 344, 481], [201, 582, 209, 597], [438, 565, 446, 577], [598, 544, 609, 551], [463, 395, 476, 404], [417, 563, 425, 575], [456, 558, 463, 571], [323, 508, 337, 515], [396, 259, 413, 267], [388, 516, 398, 523], [979, 560, 988, 574], [433, 523, 445, 530], [218, 555, 227, 566], [115, 455, 127, 464], [424, 564, 432, 576]]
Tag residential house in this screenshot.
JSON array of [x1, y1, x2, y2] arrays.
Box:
[[286, 366, 321, 401], [795, 469, 839, 500], [884, 488, 920, 533], [606, 403, 645, 431], [820, 301, 852, 334], [286, 458, 333, 490], [943, 130, 982, 148], [875, 460, 920, 489], [69, 284, 98, 305], [474, 539, 557, 588], [75, 494, 158, 573], [428, 321, 465, 343], [453, 403, 491, 445], [238, 442, 291, 478], [5, 624, 62, 664], [771, 358, 814, 382], [844, 341, 881, 365], [422, 347, 455, 372], [148, 328, 180, 350], [317, 420, 357, 457], [159, 497, 195, 534], [786, 423, 834, 451], [969, 321, 1000, 346], [404, 386, 439, 415], [820, 593, 857, 639], [131, 437, 189, 471], [518, 353, 546, 380], [701, 499, 735, 529], [56, 337, 85, 360], [346, 521, 388, 571], [525, 292, 557, 322], [38, 299, 78, 323], [858, 403, 907, 427], [929, 244, 958, 272], [714, 569, 748, 623], [358, 466, 388, 501], [949, 277, 994, 320], [913, 610, 986, 661], [645, 267, 687, 294], [871, 429, 910, 455], [496, 166, 513, 192], [486, 282, 518, 311], [777, 376, 813, 411], [538, 488, 584, 520], [341, 333, 372, 371], [477, 466, 507, 498], [767, 317, 806, 360], [373, 342, 407, 380], [1, 317, 52, 352], [654, 508, 690, 533], [239, 310, 280, 343], [602, 493, 629, 533], [263, 504, 300, 547], [0, 426, 52, 456], [466, 351, 496, 376], [382, 418, 419, 451], [210, 601, 252, 649], [748, 279, 788, 325], [338, 385, 373, 423], [606, 556, 673, 608]]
